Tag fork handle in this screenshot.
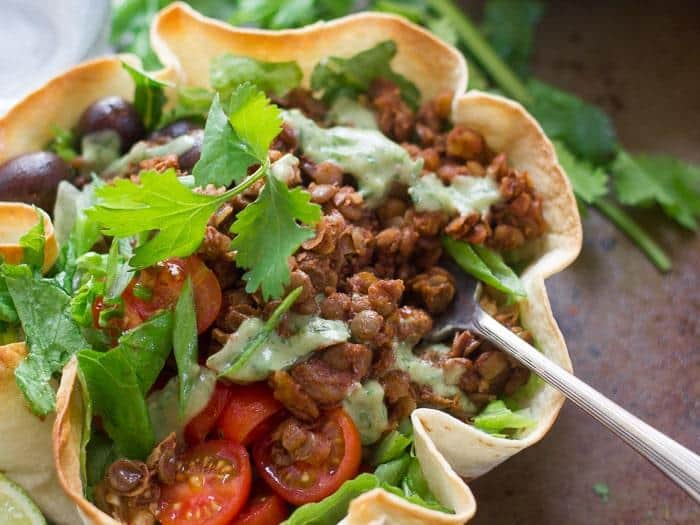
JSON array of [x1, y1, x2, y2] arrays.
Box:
[[473, 308, 700, 503]]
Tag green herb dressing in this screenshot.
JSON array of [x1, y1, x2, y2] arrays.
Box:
[[394, 343, 477, 415], [282, 109, 422, 206], [207, 315, 349, 382], [147, 371, 216, 442], [327, 97, 379, 130], [270, 153, 299, 184], [409, 172, 501, 216], [106, 134, 198, 176], [342, 380, 389, 445]]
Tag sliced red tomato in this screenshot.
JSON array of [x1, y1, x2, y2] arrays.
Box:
[[216, 382, 284, 445], [253, 409, 362, 506], [158, 440, 252, 525], [184, 382, 232, 446], [122, 255, 221, 333], [230, 492, 289, 525]]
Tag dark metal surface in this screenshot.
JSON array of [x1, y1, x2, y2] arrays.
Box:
[[459, 1, 700, 523]]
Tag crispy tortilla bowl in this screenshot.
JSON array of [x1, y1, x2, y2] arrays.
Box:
[[0, 3, 581, 524]]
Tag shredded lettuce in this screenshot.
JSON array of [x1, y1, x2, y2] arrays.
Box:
[[211, 53, 302, 98], [473, 399, 534, 437]]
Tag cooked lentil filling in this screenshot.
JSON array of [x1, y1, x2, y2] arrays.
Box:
[[88, 79, 545, 521]]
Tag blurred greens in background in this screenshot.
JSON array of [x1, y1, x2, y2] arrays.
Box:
[[111, 0, 700, 272]]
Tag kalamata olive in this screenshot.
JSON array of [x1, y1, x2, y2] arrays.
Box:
[[0, 152, 72, 211], [149, 119, 202, 141], [177, 129, 204, 172], [77, 96, 145, 152]]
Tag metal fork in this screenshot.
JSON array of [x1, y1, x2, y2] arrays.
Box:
[[426, 260, 700, 503]]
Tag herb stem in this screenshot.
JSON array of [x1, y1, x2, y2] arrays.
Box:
[[425, 0, 532, 104], [594, 199, 671, 272], [217, 161, 269, 204], [222, 286, 303, 376]]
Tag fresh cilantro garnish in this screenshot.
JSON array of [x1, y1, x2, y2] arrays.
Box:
[[122, 61, 169, 131], [231, 175, 321, 299], [193, 87, 282, 187], [612, 151, 700, 230], [88, 83, 318, 299], [554, 142, 608, 205], [228, 0, 353, 29], [310, 40, 421, 109], [211, 53, 302, 98]]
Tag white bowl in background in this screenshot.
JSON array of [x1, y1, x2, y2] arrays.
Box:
[[0, 0, 111, 115]]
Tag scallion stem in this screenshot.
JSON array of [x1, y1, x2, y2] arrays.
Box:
[[594, 199, 671, 272]]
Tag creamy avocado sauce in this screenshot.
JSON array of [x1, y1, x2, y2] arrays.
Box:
[[394, 343, 477, 415], [282, 109, 422, 206], [327, 97, 378, 130], [342, 380, 389, 445], [147, 369, 216, 442], [106, 134, 198, 176], [270, 153, 300, 184], [207, 315, 350, 382], [409, 172, 501, 216]]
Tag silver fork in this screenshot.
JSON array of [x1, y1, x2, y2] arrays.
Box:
[[426, 260, 700, 503]]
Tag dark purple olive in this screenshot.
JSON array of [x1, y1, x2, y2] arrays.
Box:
[[0, 152, 72, 211], [77, 96, 145, 152], [177, 129, 204, 172], [149, 119, 202, 141]]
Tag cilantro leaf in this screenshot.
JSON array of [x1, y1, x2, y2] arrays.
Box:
[[86, 169, 229, 268], [122, 61, 169, 131], [527, 79, 617, 164], [442, 237, 526, 297], [211, 53, 302, 98], [193, 86, 282, 187], [231, 175, 321, 299], [2, 264, 88, 415], [18, 208, 46, 271], [310, 41, 421, 109], [481, 0, 545, 78], [554, 141, 608, 204], [228, 83, 284, 161], [611, 151, 700, 230]]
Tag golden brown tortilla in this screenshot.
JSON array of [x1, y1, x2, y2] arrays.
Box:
[[0, 4, 581, 523]]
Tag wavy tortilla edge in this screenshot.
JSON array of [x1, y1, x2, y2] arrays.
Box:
[[0, 4, 582, 524]]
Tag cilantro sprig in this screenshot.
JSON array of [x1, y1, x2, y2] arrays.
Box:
[[87, 83, 319, 299]]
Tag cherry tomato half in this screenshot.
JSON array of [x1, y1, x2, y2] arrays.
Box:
[[122, 255, 221, 333], [217, 382, 284, 446], [184, 382, 232, 446], [253, 409, 362, 506], [230, 492, 289, 525], [158, 440, 252, 525]]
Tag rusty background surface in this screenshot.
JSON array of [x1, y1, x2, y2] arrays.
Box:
[[458, 1, 700, 524]]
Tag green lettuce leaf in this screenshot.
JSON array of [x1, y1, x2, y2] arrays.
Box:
[[77, 348, 155, 459], [122, 61, 169, 131], [211, 53, 302, 98], [2, 264, 89, 415], [48, 125, 78, 162], [473, 399, 534, 436], [310, 40, 420, 108], [18, 208, 46, 271], [173, 278, 199, 416], [370, 429, 413, 466], [442, 237, 526, 297], [229, 0, 353, 29]]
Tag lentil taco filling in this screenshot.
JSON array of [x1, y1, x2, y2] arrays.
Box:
[[1, 38, 548, 525]]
